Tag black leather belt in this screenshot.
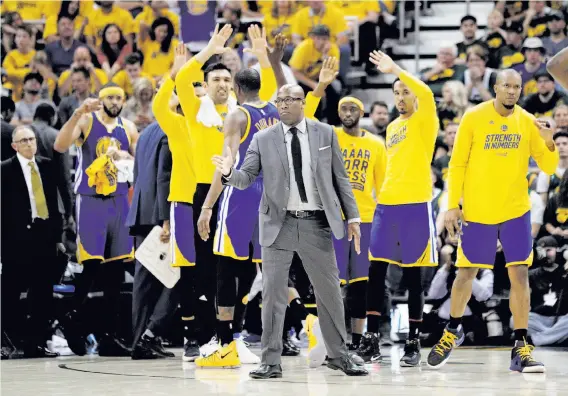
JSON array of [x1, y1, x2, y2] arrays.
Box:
[[287, 210, 322, 219]]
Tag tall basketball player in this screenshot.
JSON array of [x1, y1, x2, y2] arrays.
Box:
[[54, 83, 138, 356]]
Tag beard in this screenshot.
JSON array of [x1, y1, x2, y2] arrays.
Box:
[[103, 103, 122, 118], [502, 103, 515, 110], [340, 118, 358, 128]]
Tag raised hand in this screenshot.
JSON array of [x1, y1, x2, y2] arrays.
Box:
[[267, 33, 288, 65], [77, 98, 101, 115], [170, 42, 189, 80], [534, 118, 555, 147], [212, 145, 234, 176], [369, 50, 400, 75], [208, 23, 233, 55], [244, 24, 268, 58], [319, 57, 339, 86]]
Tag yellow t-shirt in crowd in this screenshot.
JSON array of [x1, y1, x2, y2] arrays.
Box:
[[289, 38, 340, 80], [291, 4, 348, 41], [263, 11, 297, 46], [378, 71, 439, 205], [335, 127, 387, 222], [327, 1, 379, 21], [111, 70, 156, 98], [133, 5, 180, 35], [43, 15, 87, 39], [2, 49, 35, 101], [152, 76, 196, 204], [139, 38, 179, 79], [59, 67, 108, 95], [84, 6, 135, 46], [447, 100, 559, 224], [1, 0, 57, 20], [175, 59, 277, 184]]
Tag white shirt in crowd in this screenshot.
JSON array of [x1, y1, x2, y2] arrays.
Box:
[[16, 152, 42, 220], [536, 167, 566, 197]]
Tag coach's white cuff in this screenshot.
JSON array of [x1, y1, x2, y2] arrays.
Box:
[[347, 218, 361, 224]]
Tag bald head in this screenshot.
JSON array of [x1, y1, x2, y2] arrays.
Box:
[[494, 69, 522, 110], [74, 46, 92, 67], [276, 84, 306, 126]]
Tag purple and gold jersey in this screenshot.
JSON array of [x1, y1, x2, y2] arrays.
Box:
[[75, 112, 130, 196]]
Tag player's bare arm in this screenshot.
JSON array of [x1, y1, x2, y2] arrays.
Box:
[[54, 98, 101, 153], [312, 57, 339, 98], [546, 46, 568, 90], [197, 109, 248, 241], [267, 34, 289, 89]]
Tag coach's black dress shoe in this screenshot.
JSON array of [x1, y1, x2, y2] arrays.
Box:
[[282, 338, 300, 356], [132, 335, 162, 360], [150, 337, 175, 358], [327, 354, 368, 376], [249, 364, 283, 379], [23, 346, 59, 358]]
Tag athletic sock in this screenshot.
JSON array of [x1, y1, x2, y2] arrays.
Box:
[[367, 314, 380, 334], [448, 316, 462, 331], [143, 329, 155, 338], [218, 320, 233, 346], [352, 333, 362, 347], [514, 329, 528, 343], [408, 320, 422, 340]]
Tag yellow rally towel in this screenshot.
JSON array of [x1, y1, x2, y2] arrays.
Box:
[[86, 154, 118, 196]]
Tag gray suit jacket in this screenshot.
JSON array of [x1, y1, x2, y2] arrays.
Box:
[[224, 118, 359, 247]]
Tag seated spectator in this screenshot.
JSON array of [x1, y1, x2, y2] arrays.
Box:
[[513, 37, 548, 96], [437, 80, 468, 131], [2, 24, 35, 102], [58, 67, 95, 124], [112, 53, 155, 98], [542, 11, 568, 58], [0, 0, 57, 21], [84, 0, 134, 49], [464, 45, 497, 105], [367, 101, 389, 139], [43, 0, 88, 44], [29, 51, 57, 100], [419, 44, 466, 99], [554, 104, 568, 131], [456, 15, 487, 64], [334, 0, 380, 75], [1, 12, 23, 61], [537, 130, 568, 203], [58, 46, 108, 97], [122, 77, 155, 131], [222, 49, 243, 78], [425, 263, 493, 344], [97, 24, 132, 79], [483, 9, 507, 68], [433, 121, 457, 179], [521, 71, 568, 118], [10, 72, 55, 126], [44, 15, 86, 76], [543, 166, 568, 243], [221, 5, 250, 50], [523, 0, 554, 38], [291, 0, 351, 81], [137, 17, 178, 81], [134, 0, 179, 37], [494, 22, 525, 69], [289, 25, 340, 125], [528, 236, 568, 346], [495, 0, 529, 24], [263, 0, 298, 49]]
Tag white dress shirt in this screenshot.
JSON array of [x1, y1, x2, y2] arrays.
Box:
[[17, 152, 42, 219], [283, 118, 323, 211]]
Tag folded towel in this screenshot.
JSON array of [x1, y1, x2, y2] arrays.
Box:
[[196, 94, 237, 127]]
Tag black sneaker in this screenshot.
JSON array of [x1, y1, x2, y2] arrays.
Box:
[[510, 339, 545, 373], [150, 337, 175, 358], [356, 332, 381, 363], [98, 334, 131, 357], [182, 340, 200, 362], [59, 311, 87, 356], [282, 338, 300, 356], [400, 338, 421, 367], [427, 324, 464, 369]]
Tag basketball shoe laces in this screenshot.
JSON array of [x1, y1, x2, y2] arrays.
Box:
[[434, 330, 458, 357], [516, 339, 537, 363]]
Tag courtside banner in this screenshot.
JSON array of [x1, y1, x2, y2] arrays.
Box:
[[179, 0, 216, 43]]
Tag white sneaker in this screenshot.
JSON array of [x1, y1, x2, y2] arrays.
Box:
[[199, 337, 220, 357], [306, 315, 327, 368], [246, 270, 263, 302], [235, 338, 260, 364]]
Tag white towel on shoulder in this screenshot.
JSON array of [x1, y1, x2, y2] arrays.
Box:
[[196, 94, 238, 128]]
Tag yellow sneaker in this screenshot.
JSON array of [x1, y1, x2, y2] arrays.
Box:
[[195, 340, 241, 368], [305, 314, 327, 368]]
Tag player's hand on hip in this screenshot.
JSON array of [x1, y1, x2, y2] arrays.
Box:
[[212, 146, 234, 177], [160, 220, 171, 243], [348, 222, 361, 255], [444, 208, 467, 239], [197, 209, 212, 241]]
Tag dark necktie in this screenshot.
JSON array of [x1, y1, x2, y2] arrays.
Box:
[[289, 127, 308, 203]]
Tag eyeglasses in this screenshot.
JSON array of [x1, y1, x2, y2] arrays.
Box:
[[14, 137, 36, 144], [275, 97, 304, 106]]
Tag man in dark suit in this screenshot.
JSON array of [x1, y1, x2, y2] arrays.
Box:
[[1, 126, 71, 358], [126, 121, 176, 360], [1, 96, 15, 161]]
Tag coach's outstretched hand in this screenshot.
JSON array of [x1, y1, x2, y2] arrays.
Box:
[[212, 145, 234, 177], [444, 208, 468, 239]]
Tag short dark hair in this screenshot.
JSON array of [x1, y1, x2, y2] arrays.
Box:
[[33, 102, 56, 124], [72, 66, 90, 80], [1, 96, 15, 114], [24, 72, 43, 85], [57, 14, 73, 24], [192, 81, 203, 88], [392, 78, 401, 90], [16, 24, 33, 37], [370, 101, 388, 113], [125, 52, 143, 66], [553, 131, 568, 141], [460, 15, 477, 24], [204, 62, 231, 82], [234, 68, 261, 94]]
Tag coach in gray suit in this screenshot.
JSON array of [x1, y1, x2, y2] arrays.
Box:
[[214, 84, 368, 379]]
